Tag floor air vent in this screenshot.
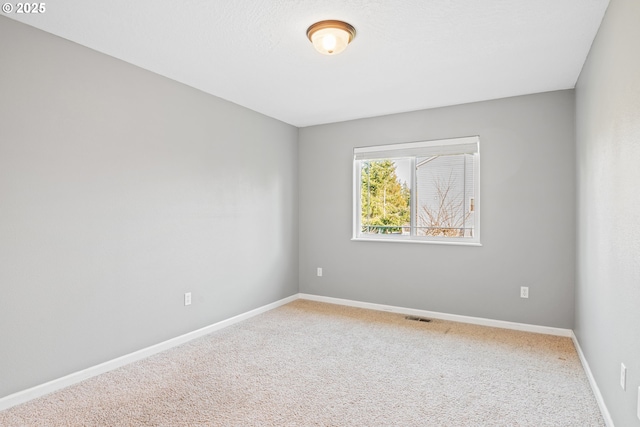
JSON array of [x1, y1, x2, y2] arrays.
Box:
[[405, 315, 432, 323]]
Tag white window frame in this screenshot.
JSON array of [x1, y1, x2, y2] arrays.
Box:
[[353, 136, 481, 246]]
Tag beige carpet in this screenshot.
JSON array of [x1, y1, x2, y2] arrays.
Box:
[[0, 300, 604, 426]]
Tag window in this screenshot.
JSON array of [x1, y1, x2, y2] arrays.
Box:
[[353, 136, 480, 245]]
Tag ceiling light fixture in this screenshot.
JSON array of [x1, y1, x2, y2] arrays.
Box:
[[306, 20, 356, 56]]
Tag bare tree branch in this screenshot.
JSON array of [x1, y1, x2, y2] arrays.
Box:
[[418, 171, 471, 237]]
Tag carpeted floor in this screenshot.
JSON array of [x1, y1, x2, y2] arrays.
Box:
[[0, 300, 605, 426]]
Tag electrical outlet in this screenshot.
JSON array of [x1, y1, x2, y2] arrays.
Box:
[[317, 267, 323, 277], [184, 292, 192, 306], [621, 363, 627, 390], [520, 286, 529, 298]]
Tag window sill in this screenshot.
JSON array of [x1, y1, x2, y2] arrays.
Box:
[[351, 237, 482, 247]]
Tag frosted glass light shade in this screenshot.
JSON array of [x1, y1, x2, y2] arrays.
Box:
[[307, 20, 356, 55]]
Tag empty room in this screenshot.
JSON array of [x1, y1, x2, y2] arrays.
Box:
[[0, 0, 638, 425]]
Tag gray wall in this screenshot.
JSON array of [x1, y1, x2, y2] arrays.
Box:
[[0, 17, 298, 399], [299, 90, 576, 328], [575, 0, 640, 425]]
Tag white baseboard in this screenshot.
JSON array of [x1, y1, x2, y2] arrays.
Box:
[[0, 294, 298, 412], [298, 293, 573, 337], [571, 332, 615, 427], [1, 291, 611, 426]]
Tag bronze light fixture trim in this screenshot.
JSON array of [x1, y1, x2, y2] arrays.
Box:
[[306, 20, 356, 55]]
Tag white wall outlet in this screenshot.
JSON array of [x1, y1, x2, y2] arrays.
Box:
[[184, 292, 192, 306], [520, 286, 529, 298], [621, 363, 627, 390], [317, 267, 323, 277]]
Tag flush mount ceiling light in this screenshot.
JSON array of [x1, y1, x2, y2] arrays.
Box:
[[306, 20, 356, 55]]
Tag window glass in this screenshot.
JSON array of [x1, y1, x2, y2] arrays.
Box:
[[354, 137, 480, 244]]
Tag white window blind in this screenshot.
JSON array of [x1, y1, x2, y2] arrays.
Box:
[[354, 136, 479, 160]]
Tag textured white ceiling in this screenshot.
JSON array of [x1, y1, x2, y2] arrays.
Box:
[[6, 0, 609, 127]]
